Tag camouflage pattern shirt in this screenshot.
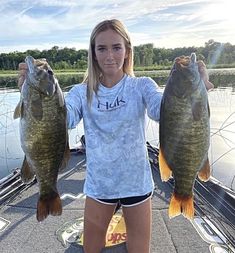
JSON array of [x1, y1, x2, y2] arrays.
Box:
[[65, 74, 162, 199]]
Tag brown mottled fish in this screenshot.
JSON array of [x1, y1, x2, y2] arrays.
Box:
[[159, 53, 211, 219], [14, 56, 70, 221]]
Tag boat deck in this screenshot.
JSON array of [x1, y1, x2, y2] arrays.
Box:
[[0, 146, 234, 253]]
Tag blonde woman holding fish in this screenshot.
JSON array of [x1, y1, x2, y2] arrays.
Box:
[[18, 19, 213, 253]]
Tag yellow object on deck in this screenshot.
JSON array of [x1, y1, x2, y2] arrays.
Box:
[[56, 213, 126, 248]]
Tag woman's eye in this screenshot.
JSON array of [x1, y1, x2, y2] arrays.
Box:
[[114, 46, 121, 51], [98, 48, 105, 52]]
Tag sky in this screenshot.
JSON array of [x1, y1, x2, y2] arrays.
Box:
[[0, 0, 235, 53]]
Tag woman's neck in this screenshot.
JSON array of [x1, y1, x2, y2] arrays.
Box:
[[101, 72, 125, 88]]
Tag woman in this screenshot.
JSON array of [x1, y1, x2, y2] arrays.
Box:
[[18, 19, 213, 253], [65, 19, 162, 253]]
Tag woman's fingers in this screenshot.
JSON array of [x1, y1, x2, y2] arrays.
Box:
[[18, 63, 28, 90], [198, 60, 214, 91]]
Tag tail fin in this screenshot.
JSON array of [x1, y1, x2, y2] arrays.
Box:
[[168, 193, 194, 220], [37, 192, 62, 222]]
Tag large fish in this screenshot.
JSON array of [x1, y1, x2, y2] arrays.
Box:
[[159, 53, 211, 219], [14, 56, 70, 222]]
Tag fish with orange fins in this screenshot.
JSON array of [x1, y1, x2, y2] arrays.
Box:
[[14, 56, 70, 221], [159, 53, 211, 219]]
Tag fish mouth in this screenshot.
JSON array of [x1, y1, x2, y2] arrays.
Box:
[[25, 56, 56, 96], [175, 53, 196, 69], [25, 56, 40, 87], [25, 56, 35, 74]]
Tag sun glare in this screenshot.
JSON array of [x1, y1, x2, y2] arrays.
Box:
[[205, 0, 235, 24]]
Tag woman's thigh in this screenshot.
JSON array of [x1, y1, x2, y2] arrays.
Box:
[[83, 196, 117, 253], [122, 197, 152, 253]]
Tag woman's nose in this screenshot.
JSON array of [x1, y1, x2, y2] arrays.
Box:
[[106, 49, 114, 59]]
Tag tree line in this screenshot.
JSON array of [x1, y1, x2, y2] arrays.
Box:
[[1, 39, 235, 70]]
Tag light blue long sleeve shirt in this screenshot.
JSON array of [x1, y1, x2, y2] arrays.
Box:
[[65, 74, 162, 199]]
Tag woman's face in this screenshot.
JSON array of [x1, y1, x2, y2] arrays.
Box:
[[94, 29, 128, 79]]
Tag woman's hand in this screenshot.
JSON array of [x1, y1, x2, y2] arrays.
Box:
[[198, 60, 214, 91], [18, 58, 50, 91], [18, 63, 28, 91]]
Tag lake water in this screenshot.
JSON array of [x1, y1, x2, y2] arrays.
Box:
[[0, 88, 234, 191]]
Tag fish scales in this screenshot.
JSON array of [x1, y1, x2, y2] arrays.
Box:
[[159, 53, 211, 219], [14, 56, 70, 221], [22, 93, 66, 196]]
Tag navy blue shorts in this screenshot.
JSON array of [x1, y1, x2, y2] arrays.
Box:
[[95, 192, 152, 207]]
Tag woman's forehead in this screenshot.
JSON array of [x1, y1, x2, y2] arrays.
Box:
[[95, 29, 125, 46]]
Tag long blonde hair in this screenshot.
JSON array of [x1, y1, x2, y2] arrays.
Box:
[[83, 19, 134, 104]]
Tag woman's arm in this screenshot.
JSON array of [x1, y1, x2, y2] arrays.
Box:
[[139, 77, 163, 122], [65, 86, 83, 129]]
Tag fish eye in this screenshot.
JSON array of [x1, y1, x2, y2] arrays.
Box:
[[48, 70, 53, 75]]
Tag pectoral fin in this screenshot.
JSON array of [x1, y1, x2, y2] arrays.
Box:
[[159, 148, 172, 181], [56, 84, 65, 107], [13, 101, 23, 119], [59, 142, 70, 172], [31, 95, 43, 120], [207, 102, 210, 117], [192, 101, 202, 121], [198, 158, 210, 182]]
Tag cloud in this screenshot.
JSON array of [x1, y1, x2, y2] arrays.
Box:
[[0, 0, 193, 35], [0, 0, 234, 53]]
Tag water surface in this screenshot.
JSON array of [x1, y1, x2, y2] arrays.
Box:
[[0, 88, 234, 190]]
